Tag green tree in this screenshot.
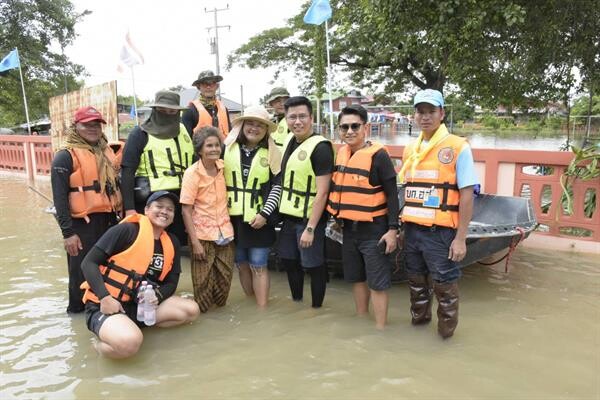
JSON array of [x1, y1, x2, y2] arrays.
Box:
[[117, 95, 146, 106], [0, 0, 89, 127], [228, 0, 599, 113], [571, 94, 600, 116]]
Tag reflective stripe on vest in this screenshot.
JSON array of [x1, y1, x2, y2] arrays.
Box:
[[68, 145, 122, 220], [135, 124, 194, 191], [191, 99, 229, 137], [327, 142, 388, 221], [224, 143, 270, 222], [400, 134, 465, 228], [271, 118, 289, 151], [279, 134, 329, 219], [80, 214, 174, 304]]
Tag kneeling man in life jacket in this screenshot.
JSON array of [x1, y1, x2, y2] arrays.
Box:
[[80, 191, 199, 359]]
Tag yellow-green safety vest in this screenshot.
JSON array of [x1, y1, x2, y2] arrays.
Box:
[[135, 124, 194, 191], [224, 143, 271, 222], [271, 117, 289, 152], [279, 134, 330, 219]]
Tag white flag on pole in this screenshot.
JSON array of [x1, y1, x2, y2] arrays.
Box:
[[117, 32, 144, 72]]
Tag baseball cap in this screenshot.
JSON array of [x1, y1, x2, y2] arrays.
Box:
[[413, 89, 444, 108], [74, 106, 107, 124], [145, 190, 179, 206]]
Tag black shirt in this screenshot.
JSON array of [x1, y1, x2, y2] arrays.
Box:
[[281, 135, 334, 177], [50, 149, 115, 238], [120, 127, 189, 211], [280, 134, 334, 223], [231, 145, 278, 248], [81, 222, 181, 303]]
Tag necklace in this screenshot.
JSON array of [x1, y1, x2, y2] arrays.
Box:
[[241, 145, 257, 157]]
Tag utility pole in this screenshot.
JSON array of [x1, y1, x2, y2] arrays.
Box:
[[205, 4, 230, 97]]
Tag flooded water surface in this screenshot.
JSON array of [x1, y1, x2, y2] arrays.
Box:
[[1, 174, 598, 399]]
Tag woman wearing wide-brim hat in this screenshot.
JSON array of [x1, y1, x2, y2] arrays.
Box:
[[222, 105, 282, 308]]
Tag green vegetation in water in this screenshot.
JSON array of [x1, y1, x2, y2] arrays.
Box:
[[560, 144, 599, 221]]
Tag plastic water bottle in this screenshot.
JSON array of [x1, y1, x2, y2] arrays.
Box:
[[136, 281, 148, 322], [143, 285, 157, 326]]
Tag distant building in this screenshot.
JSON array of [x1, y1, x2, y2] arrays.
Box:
[[312, 89, 370, 113]]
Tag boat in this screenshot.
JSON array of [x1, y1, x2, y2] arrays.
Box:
[[317, 192, 537, 281]]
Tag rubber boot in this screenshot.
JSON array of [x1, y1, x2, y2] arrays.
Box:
[[408, 274, 432, 325], [433, 281, 459, 338]]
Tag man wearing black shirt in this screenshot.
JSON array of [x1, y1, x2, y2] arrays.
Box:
[[327, 105, 398, 329], [277, 96, 334, 308], [81, 191, 199, 358]]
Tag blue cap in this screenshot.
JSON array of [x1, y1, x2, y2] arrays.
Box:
[[414, 89, 444, 108], [146, 190, 179, 206]]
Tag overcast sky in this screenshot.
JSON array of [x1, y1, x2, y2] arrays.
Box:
[[65, 0, 306, 105]]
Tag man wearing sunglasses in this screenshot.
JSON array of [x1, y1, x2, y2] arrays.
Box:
[[182, 70, 231, 139], [398, 89, 478, 339], [327, 105, 399, 329]]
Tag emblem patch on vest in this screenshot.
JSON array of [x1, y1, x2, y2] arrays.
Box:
[[298, 150, 308, 161], [278, 126, 284, 133], [438, 147, 454, 164], [260, 157, 269, 167]]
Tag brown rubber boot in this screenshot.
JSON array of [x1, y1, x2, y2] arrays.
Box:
[[408, 274, 433, 325], [434, 282, 459, 338]]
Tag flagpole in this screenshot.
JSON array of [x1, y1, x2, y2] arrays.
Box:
[[130, 66, 139, 125], [15, 48, 31, 135], [316, 97, 321, 134], [325, 21, 334, 140]]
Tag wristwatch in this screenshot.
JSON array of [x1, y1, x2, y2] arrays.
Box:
[[305, 226, 314, 233]]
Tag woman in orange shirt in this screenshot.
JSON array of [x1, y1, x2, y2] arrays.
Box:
[[180, 126, 235, 313]]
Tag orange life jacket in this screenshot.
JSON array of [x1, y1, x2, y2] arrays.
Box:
[[191, 99, 229, 137], [400, 134, 466, 228], [68, 143, 123, 221], [327, 142, 388, 221], [80, 214, 174, 304]]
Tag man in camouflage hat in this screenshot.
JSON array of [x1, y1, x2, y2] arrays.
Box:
[[121, 90, 193, 245], [182, 70, 231, 138], [266, 87, 290, 152]]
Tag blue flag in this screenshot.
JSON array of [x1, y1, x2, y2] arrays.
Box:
[[0, 49, 20, 73], [130, 103, 136, 119], [303, 0, 332, 25]]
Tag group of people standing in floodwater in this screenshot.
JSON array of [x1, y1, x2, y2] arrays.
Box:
[[51, 70, 478, 359]]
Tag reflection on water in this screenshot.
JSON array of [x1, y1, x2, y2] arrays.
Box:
[[1, 174, 598, 399], [367, 129, 568, 150]]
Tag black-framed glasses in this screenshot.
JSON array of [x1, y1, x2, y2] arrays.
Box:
[[339, 123, 363, 132]]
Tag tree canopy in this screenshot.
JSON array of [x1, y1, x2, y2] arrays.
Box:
[[228, 0, 600, 112], [0, 0, 89, 127]]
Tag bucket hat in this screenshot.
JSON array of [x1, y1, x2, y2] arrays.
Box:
[[192, 70, 223, 86], [266, 87, 290, 104], [144, 90, 187, 110]]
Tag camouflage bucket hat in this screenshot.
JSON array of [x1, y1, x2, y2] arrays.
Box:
[[192, 70, 224, 86], [266, 87, 290, 104]]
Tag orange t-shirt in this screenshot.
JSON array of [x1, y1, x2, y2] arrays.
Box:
[[180, 159, 234, 241]]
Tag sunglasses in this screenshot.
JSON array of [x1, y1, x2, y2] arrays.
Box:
[[339, 123, 363, 132]]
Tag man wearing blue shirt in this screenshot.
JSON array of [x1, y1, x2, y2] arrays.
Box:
[[398, 89, 478, 338]]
